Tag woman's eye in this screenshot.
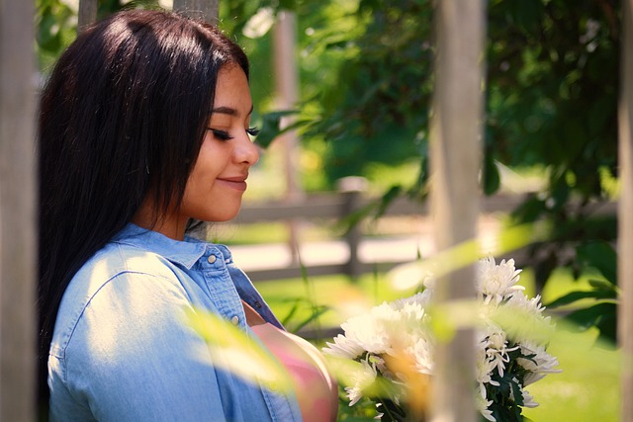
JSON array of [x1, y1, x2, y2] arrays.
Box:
[[208, 128, 233, 141]]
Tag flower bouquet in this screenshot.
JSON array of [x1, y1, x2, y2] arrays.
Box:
[[323, 257, 560, 422]]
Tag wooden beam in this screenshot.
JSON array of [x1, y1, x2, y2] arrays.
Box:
[[78, 0, 98, 32], [429, 1, 486, 421], [273, 11, 302, 201], [273, 11, 304, 263], [619, 2, 633, 421], [0, 0, 37, 420], [173, 0, 218, 24]]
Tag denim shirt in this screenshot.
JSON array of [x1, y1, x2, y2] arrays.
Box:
[[48, 223, 302, 422]]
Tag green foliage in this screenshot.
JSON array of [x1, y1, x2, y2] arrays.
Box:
[[303, 0, 434, 183], [35, 0, 76, 71], [36, 0, 163, 72], [288, 0, 621, 295], [487, 0, 620, 289], [484, 345, 533, 422], [546, 241, 618, 344]]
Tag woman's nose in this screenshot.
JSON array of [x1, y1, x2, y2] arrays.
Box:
[[235, 132, 260, 166]]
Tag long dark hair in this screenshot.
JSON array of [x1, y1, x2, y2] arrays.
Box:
[[37, 9, 249, 406]]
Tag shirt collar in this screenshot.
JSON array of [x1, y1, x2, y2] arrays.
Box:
[[111, 223, 208, 269]]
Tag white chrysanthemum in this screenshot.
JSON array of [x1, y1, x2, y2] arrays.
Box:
[[323, 311, 381, 358], [329, 256, 560, 420], [474, 340, 499, 388], [408, 337, 434, 375], [506, 291, 549, 322], [346, 358, 378, 406], [477, 257, 524, 304], [521, 388, 539, 408], [475, 393, 496, 422], [503, 292, 556, 346], [517, 341, 561, 386], [343, 308, 392, 355], [323, 332, 366, 359], [390, 290, 432, 310], [479, 322, 520, 378]]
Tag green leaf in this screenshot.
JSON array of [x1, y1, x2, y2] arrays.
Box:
[[290, 305, 330, 333], [576, 241, 617, 285], [483, 154, 501, 195], [511, 196, 546, 224], [595, 310, 618, 345], [254, 110, 301, 149], [375, 185, 403, 219], [587, 278, 618, 292], [37, 12, 62, 52], [565, 303, 617, 332], [546, 289, 617, 308]]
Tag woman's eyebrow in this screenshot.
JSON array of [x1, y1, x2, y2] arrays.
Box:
[[211, 104, 254, 116]]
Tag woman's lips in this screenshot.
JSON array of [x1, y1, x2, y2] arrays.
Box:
[[217, 176, 248, 192]]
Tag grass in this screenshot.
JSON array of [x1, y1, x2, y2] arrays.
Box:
[[254, 266, 622, 422]]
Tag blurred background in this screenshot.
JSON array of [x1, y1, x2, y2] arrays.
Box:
[[33, 1, 622, 420]]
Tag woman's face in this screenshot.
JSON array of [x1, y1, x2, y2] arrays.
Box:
[[180, 65, 260, 224], [134, 64, 260, 239]]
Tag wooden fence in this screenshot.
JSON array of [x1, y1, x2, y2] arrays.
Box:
[[226, 186, 546, 283]]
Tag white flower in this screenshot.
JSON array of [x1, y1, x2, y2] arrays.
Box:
[[475, 393, 496, 422], [477, 257, 524, 304], [408, 337, 434, 375], [517, 341, 561, 386], [521, 389, 539, 408], [335, 308, 392, 356], [390, 290, 432, 310], [479, 322, 520, 378], [346, 358, 378, 406], [323, 332, 367, 359], [475, 345, 499, 387], [328, 256, 560, 422]]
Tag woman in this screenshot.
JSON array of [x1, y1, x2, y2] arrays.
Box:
[[38, 10, 337, 421]]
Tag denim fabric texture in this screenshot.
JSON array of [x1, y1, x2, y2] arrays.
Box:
[[48, 223, 302, 422]]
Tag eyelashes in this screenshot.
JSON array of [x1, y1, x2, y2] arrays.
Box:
[[207, 127, 259, 141]]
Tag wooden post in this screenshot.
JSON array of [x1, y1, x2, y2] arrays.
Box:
[[0, 0, 37, 420], [173, 0, 218, 24], [273, 11, 304, 262], [78, 0, 98, 32], [619, 2, 633, 421], [338, 177, 368, 279], [429, 1, 486, 421]]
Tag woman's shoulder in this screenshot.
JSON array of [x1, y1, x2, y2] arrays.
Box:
[[50, 240, 195, 358], [71, 239, 182, 294]]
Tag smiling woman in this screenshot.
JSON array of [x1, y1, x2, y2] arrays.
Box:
[[132, 65, 260, 239], [37, 9, 336, 422]]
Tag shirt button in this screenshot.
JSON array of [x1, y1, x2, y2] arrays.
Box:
[[230, 315, 239, 325], [207, 255, 217, 264]]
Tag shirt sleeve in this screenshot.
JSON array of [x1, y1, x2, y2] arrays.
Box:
[[61, 271, 230, 422]]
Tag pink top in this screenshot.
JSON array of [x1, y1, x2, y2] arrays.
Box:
[[251, 323, 339, 422]]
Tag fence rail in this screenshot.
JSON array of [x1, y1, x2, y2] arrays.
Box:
[[220, 189, 614, 283]]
